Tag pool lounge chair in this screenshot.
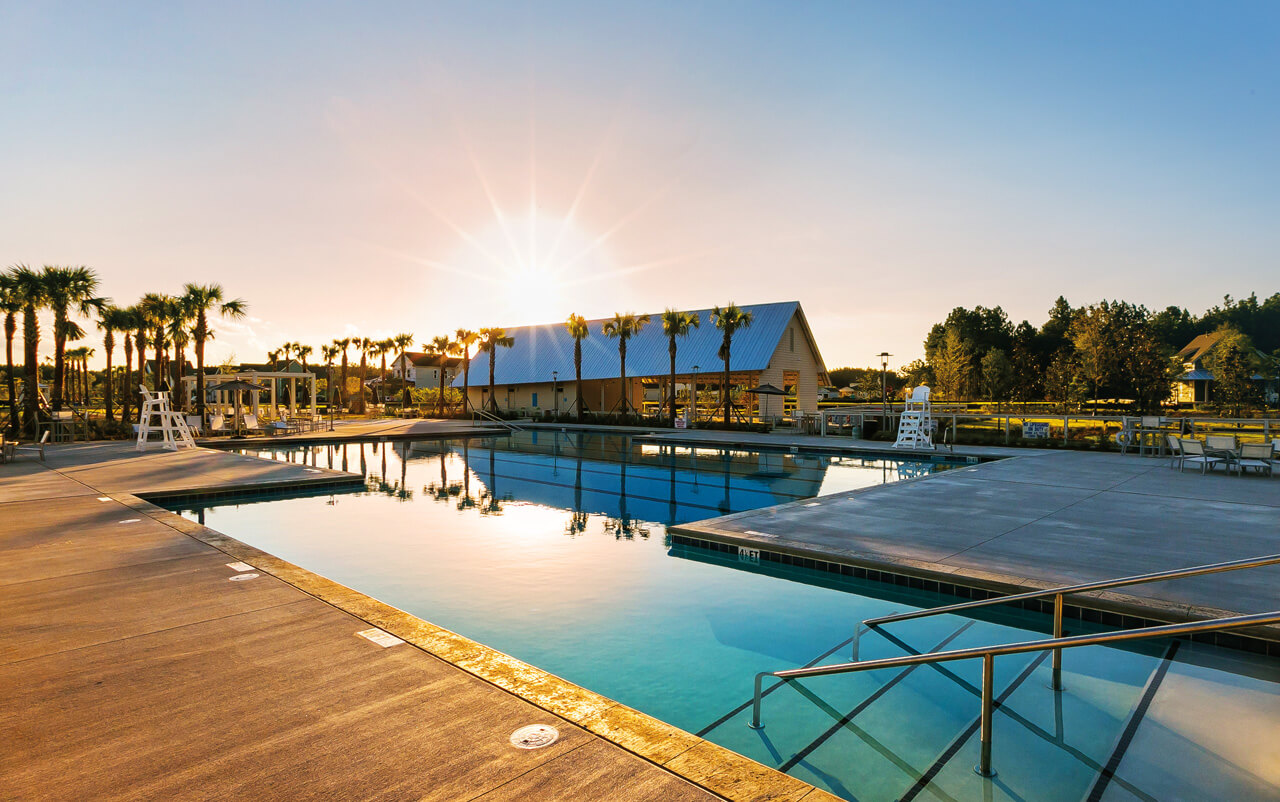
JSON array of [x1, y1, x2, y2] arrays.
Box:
[[1179, 438, 1226, 474], [207, 414, 227, 435], [241, 413, 267, 435], [1167, 434, 1182, 473], [1235, 443, 1274, 477]]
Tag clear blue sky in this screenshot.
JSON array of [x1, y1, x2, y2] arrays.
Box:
[[2, 2, 1276, 368]]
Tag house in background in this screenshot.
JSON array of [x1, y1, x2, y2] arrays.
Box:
[[391, 351, 462, 388], [451, 301, 830, 419], [1173, 331, 1277, 405]]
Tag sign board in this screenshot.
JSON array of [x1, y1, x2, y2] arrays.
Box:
[[674, 417, 688, 429], [1023, 421, 1050, 439]]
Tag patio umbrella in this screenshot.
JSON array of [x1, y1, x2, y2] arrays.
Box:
[[744, 383, 787, 419], [207, 379, 269, 435]]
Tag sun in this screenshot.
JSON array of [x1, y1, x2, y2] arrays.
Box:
[[448, 209, 615, 325]]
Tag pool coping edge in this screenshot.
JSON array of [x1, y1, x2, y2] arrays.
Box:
[[114, 492, 842, 802]]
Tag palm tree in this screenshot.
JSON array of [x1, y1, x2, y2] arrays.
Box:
[[41, 265, 103, 411], [321, 344, 339, 412], [661, 309, 699, 426], [355, 337, 374, 414], [97, 305, 133, 422], [137, 293, 170, 392], [131, 307, 149, 421], [711, 303, 753, 424], [181, 284, 247, 423], [601, 312, 650, 416], [564, 314, 589, 422], [267, 349, 281, 371], [425, 335, 457, 416], [454, 328, 476, 411], [0, 270, 21, 432], [118, 305, 141, 425], [167, 295, 195, 409], [377, 338, 395, 401], [12, 266, 47, 434], [334, 338, 351, 412], [296, 344, 312, 374], [477, 327, 514, 414], [390, 331, 414, 384]]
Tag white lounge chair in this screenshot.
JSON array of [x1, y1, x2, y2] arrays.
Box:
[[9, 430, 51, 462], [185, 415, 203, 435], [1165, 434, 1184, 470], [207, 414, 227, 435], [241, 413, 267, 435], [1179, 438, 1225, 474], [1235, 443, 1273, 477]]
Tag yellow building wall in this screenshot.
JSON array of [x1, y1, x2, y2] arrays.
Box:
[[758, 312, 823, 414]]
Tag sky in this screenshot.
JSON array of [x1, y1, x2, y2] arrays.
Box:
[[2, 1, 1277, 370]]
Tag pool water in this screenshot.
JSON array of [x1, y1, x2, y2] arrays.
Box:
[[173, 432, 1280, 801]]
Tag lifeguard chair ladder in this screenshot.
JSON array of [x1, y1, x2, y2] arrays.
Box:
[[893, 385, 934, 450], [136, 386, 196, 451]]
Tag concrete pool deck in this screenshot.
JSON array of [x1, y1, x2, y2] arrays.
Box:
[[671, 448, 1280, 646], [1, 438, 837, 802]]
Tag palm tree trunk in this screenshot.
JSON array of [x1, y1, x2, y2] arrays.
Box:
[[438, 361, 445, 417], [462, 355, 471, 412], [23, 303, 39, 437], [488, 349, 497, 413], [722, 336, 732, 425], [174, 340, 186, 410], [619, 339, 628, 415], [4, 312, 16, 432], [574, 340, 583, 423], [52, 311, 66, 411], [668, 339, 677, 426], [122, 333, 133, 424], [339, 354, 348, 412]]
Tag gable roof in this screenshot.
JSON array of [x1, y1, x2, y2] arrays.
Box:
[[453, 301, 821, 387], [397, 351, 462, 369], [1177, 332, 1227, 363]]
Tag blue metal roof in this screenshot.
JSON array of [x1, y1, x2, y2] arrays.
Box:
[[1178, 370, 1214, 381], [454, 301, 810, 387]]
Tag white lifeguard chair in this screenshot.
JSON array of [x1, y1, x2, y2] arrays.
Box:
[[136, 386, 197, 451], [893, 385, 934, 450]]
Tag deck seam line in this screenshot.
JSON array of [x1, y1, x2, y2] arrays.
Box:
[[0, 599, 311, 668]]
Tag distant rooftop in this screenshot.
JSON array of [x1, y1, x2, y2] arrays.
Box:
[[453, 301, 824, 387]]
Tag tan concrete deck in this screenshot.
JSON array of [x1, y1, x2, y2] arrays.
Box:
[[197, 416, 501, 447], [672, 449, 1280, 642], [0, 439, 837, 802]]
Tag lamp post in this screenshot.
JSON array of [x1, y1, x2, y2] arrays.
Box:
[[877, 352, 892, 430], [552, 370, 558, 417]]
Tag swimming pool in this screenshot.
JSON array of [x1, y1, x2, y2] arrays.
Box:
[[171, 432, 1279, 801]]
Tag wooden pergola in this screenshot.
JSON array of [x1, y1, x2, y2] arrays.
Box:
[[182, 370, 317, 420]]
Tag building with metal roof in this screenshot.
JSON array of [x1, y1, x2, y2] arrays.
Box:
[[453, 301, 830, 420]]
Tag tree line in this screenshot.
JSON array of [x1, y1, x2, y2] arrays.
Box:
[[828, 293, 1279, 414], [1, 264, 249, 437]]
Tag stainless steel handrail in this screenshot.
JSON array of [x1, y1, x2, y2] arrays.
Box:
[[852, 553, 1280, 689], [472, 408, 523, 432], [751, 610, 1280, 777]]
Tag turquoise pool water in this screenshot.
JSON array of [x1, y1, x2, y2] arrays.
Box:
[[172, 433, 1279, 801]]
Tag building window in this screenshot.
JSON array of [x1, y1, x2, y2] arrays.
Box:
[[531, 392, 539, 408], [789, 328, 795, 352]]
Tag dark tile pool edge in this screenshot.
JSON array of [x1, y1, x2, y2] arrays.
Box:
[[666, 530, 1280, 656], [138, 476, 367, 506], [629, 432, 987, 464], [196, 427, 508, 450], [111, 492, 840, 802]]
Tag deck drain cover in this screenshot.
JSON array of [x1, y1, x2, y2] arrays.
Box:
[[510, 724, 558, 749], [228, 573, 260, 581]]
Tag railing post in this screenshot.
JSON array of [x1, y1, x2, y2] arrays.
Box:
[[748, 673, 766, 729], [1051, 593, 1064, 691], [975, 652, 996, 777]]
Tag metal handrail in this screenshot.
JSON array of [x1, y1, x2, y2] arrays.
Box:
[[471, 408, 523, 432], [852, 553, 1280, 689], [751, 610, 1280, 777]]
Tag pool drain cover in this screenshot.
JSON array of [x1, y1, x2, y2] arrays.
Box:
[[510, 724, 559, 749], [228, 573, 260, 581]]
